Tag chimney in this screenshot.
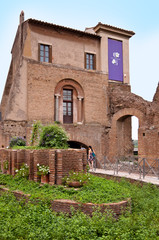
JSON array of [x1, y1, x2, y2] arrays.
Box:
[[19, 11, 24, 25]]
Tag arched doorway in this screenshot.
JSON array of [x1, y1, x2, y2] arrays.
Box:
[[67, 140, 88, 150], [109, 108, 144, 160]]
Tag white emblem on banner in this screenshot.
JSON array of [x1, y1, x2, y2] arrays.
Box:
[[111, 52, 120, 65]]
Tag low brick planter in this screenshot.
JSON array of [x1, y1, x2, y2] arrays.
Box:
[[51, 198, 131, 217], [0, 185, 31, 202], [0, 148, 87, 185], [0, 185, 131, 217]]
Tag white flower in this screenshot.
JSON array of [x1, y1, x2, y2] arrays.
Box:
[[37, 163, 40, 166], [112, 59, 116, 64], [116, 52, 120, 58], [15, 170, 19, 172]]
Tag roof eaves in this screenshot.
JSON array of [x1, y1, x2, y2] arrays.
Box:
[[27, 19, 101, 39], [94, 22, 135, 38]]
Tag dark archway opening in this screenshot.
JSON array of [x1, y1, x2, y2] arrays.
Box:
[[67, 140, 88, 150], [116, 115, 139, 158]]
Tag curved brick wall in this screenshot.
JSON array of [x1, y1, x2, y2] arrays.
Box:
[[51, 198, 131, 217], [0, 186, 131, 217]]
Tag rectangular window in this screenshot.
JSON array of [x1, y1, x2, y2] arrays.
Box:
[[85, 53, 96, 70], [38, 44, 52, 63], [63, 89, 73, 124]]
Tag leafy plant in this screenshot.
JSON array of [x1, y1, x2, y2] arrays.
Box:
[[9, 136, 26, 148], [1, 175, 159, 239], [15, 163, 29, 178], [62, 171, 90, 186], [39, 124, 69, 148], [37, 163, 50, 176], [30, 120, 43, 146], [3, 160, 9, 170]]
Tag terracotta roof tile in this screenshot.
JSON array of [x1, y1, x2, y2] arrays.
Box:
[[27, 19, 101, 39]]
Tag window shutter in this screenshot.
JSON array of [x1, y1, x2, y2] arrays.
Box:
[[94, 54, 96, 70], [84, 52, 86, 69], [38, 43, 40, 61], [49, 45, 52, 63]]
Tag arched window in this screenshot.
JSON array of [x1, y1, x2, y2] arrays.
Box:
[[63, 89, 73, 124], [54, 79, 84, 124]]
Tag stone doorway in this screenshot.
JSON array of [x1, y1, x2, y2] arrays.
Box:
[[108, 108, 144, 160], [67, 140, 88, 150]]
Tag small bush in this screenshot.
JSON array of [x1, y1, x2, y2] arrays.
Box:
[[15, 163, 29, 178], [37, 163, 50, 176], [3, 160, 9, 170], [62, 171, 91, 186], [30, 120, 43, 146], [9, 136, 26, 148], [39, 124, 69, 148]]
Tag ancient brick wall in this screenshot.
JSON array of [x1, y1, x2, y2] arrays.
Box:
[[108, 82, 159, 161], [27, 60, 108, 125], [0, 186, 130, 217], [0, 149, 87, 185], [51, 199, 131, 217]]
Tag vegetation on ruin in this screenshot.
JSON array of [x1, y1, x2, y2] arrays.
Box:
[[11, 122, 69, 150], [62, 171, 91, 186], [3, 160, 9, 170], [38, 124, 68, 149], [1, 174, 159, 239], [9, 136, 26, 148], [15, 163, 29, 178], [30, 120, 43, 146], [0, 173, 129, 204]]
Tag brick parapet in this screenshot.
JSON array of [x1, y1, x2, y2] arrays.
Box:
[[0, 148, 86, 185], [51, 198, 131, 217]]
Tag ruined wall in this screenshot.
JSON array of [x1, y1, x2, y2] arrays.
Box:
[[108, 82, 159, 160], [0, 121, 27, 148], [0, 149, 87, 185]]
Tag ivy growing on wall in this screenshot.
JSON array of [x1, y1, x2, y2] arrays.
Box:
[[30, 121, 43, 146]]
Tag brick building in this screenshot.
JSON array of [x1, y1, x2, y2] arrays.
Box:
[[1, 12, 159, 162]]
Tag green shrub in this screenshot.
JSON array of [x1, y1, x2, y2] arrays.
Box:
[[30, 120, 43, 146], [9, 136, 26, 148], [1, 175, 159, 239], [39, 124, 69, 148], [15, 163, 29, 178], [3, 160, 9, 170], [37, 163, 50, 176], [62, 171, 91, 186]]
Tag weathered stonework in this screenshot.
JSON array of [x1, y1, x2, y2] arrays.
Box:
[[0, 148, 87, 184], [0, 12, 159, 164]]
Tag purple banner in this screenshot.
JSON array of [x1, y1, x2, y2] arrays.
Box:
[[108, 38, 123, 82]]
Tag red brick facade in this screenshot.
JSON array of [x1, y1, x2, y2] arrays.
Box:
[[0, 149, 87, 185], [1, 12, 159, 164]]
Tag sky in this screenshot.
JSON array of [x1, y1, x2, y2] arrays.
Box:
[[1, 0, 159, 139]]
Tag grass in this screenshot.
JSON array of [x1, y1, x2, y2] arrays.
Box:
[[1, 173, 159, 239], [0, 174, 130, 204]]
